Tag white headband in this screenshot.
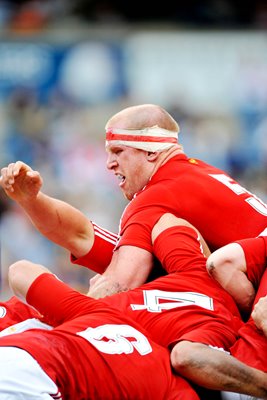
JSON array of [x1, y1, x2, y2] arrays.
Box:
[[105, 125, 179, 152]]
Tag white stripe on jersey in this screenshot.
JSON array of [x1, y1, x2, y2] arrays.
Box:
[[258, 227, 267, 237], [92, 222, 118, 245]]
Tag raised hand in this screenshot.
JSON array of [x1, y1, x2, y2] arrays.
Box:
[[0, 161, 43, 202]]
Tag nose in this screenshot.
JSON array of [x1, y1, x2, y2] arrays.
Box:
[[106, 153, 117, 170]]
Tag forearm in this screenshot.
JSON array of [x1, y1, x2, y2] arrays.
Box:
[[212, 268, 255, 313], [172, 341, 267, 398], [88, 246, 153, 298], [0, 162, 94, 258], [19, 192, 94, 257], [207, 243, 254, 313]]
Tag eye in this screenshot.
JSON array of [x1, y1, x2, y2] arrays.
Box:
[[112, 147, 123, 155]]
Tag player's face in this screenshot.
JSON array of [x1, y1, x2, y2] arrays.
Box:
[[106, 144, 151, 200]]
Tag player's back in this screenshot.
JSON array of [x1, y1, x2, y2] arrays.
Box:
[[0, 294, 178, 400]]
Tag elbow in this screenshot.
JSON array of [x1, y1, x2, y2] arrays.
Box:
[[206, 251, 231, 280], [8, 260, 30, 297], [206, 254, 221, 277], [171, 341, 205, 377]]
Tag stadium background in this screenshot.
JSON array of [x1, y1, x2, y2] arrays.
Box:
[[1, 0, 267, 299]]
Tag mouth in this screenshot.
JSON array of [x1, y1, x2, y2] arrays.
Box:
[[116, 173, 126, 187]]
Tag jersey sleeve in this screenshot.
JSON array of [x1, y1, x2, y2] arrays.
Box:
[[230, 268, 267, 372], [26, 273, 101, 326], [235, 236, 267, 289], [117, 186, 174, 252], [70, 222, 117, 273], [152, 224, 205, 274], [116, 211, 162, 252]]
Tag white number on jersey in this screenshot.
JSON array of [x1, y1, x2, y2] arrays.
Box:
[[130, 290, 214, 312], [210, 174, 267, 216], [77, 324, 152, 355]]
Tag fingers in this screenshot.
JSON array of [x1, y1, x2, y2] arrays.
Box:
[[0, 161, 36, 192], [0, 164, 15, 191], [1, 163, 18, 191], [253, 295, 267, 313], [89, 274, 102, 288], [1, 161, 26, 182], [251, 295, 267, 327], [86, 274, 102, 296]]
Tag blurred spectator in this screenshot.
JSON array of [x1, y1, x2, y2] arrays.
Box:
[[0, 1, 14, 29], [4, 88, 51, 168], [8, 0, 72, 32], [254, 0, 267, 28]]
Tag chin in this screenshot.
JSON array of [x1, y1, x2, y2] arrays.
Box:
[[124, 191, 134, 201]]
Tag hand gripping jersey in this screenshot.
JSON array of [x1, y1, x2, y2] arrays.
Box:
[[230, 237, 267, 372], [117, 154, 267, 253], [0, 274, 199, 400]]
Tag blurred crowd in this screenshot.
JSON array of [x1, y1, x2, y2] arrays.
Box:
[[0, 89, 128, 298], [1, 83, 267, 299], [0, 0, 267, 32]]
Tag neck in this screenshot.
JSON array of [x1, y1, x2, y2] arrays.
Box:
[[150, 144, 184, 178]]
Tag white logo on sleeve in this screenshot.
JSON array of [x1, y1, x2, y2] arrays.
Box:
[[0, 307, 7, 318]]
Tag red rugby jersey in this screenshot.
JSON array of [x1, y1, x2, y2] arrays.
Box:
[[117, 154, 267, 252], [0, 273, 199, 400], [0, 296, 41, 331], [104, 226, 242, 351], [231, 266, 267, 372]]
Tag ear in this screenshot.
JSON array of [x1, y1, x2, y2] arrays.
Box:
[[146, 151, 160, 161]]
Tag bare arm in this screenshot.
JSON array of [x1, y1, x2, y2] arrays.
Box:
[[251, 295, 267, 337], [206, 243, 255, 313], [88, 245, 154, 298], [8, 259, 52, 301], [0, 161, 94, 258], [172, 341, 267, 398], [88, 214, 210, 299]]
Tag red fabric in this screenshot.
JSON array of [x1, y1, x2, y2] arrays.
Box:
[[153, 225, 207, 274], [105, 225, 242, 351], [235, 236, 267, 289], [117, 154, 267, 253], [70, 222, 117, 273], [0, 273, 198, 400], [231, 269, 267, 372], [0, 296, 41, 331], [106, 130, 178, 143], [231, 321, 267, 372]]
